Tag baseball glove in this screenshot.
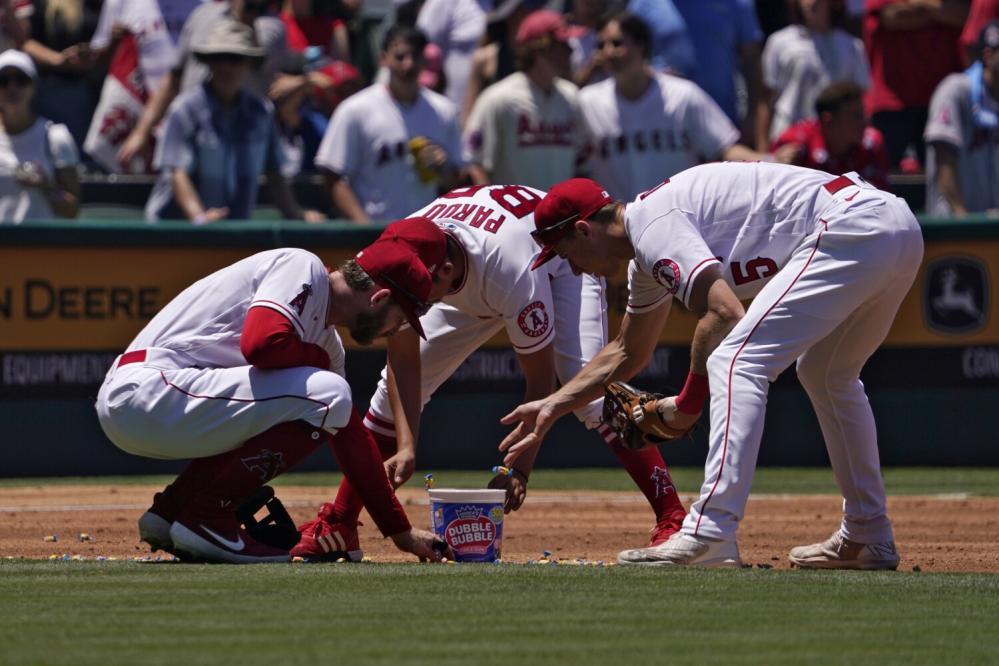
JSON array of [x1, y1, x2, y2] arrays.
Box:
[[602, 381, 695, 450]]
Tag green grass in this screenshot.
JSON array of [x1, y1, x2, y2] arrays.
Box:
[[0, 561, 996, 665], [2, 467, 998, 495]]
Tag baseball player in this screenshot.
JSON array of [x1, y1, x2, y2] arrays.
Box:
[[500, 164, 923, 569], [291, 183, 688, 561], [94, 218, 458, 564]]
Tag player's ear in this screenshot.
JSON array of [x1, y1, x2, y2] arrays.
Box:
[[369, 287, 392, 308], [575, 220, 592, 238]]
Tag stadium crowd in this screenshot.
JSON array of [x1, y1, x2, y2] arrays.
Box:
[[0, 0, 995, 223]]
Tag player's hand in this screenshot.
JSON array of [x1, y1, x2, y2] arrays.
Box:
[[487, 469, 528, 513], [384, 449, 416, 488], [655, 396, 701, 433], [391, 528, 453, 562], [498, 399, 558, 467]]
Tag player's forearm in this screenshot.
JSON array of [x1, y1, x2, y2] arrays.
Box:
[[386, 346, 421, 452], [547, 338, 636, 418], [241, 307, 331, 369]]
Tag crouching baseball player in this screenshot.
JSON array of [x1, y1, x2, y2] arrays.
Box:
[[291, 184, 689, 562], [500, 164, 922, 569], [95, 218, 457, 564]]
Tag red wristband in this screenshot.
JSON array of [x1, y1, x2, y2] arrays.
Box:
[[675, 372, 709, 415]]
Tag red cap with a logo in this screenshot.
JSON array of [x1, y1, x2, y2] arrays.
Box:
[[355, 217, 447, 338], [530, 178, 612, 270]]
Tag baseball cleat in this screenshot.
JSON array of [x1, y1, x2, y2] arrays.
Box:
[[138, 510, 174, 553], [169, 498, 290, 564], [618, 532, 743, 568], [291, 504, 363, 562], [789, 531, 899, 570], [647, 510, 685, 547]]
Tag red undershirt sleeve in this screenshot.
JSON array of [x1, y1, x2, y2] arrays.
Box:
[[241, 306, 331, 370]]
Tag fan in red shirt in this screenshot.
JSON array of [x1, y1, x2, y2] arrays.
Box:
[[280, 0, 351, 60], [771, 81, 891, 190]]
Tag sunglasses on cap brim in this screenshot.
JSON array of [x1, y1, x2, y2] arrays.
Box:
[[378, 272, 432, 317], [530, 212, 580, 246]]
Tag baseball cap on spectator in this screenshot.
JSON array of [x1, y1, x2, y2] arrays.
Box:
[[356, 217, 448, 337], [515, 10, 583, 46], [979, 20, 999, 53], [530, 178, 613, 270], [314, 61, 363, 112], [193, 20, 266, 60], [0, 49, 37, 81], [489, 0, 549, 23]]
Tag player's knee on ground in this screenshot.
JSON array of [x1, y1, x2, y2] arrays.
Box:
[[306, 371, 354, 433]]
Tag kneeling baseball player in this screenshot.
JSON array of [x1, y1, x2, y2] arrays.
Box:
[[291, 184, 688, 562], [500, 164, 922, 569], [95, 219, 456, 564]]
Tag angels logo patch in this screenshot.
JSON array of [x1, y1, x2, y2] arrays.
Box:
[[652, 259, 681, 294], [289, 283, 313, 316], [518, 301, 550, 338]]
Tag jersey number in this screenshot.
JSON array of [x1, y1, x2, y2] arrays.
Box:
[[441, 184, 542, 232], [730, 257, 778, 286]]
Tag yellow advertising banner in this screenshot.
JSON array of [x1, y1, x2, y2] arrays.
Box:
[[1, 240, 996, 351]]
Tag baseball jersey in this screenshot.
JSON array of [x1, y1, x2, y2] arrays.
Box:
[[924, 71, 999, 215], [315, 83, 463, 221], [772, 119, 890, 191], [624, 162, 837, 312], [128, 249, 345, 375], [578, 73, 740, 202], [409, 184, 558, 353], [463, 72, 585, 190], [762, 25, 869, 140]]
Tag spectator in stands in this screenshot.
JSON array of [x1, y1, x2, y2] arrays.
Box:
[[22, 0, 104, 149], [578, 12, 777, 202], [117, 0, 288, 169], [464, 10, 585, 190], [0, 50, 79, 222], [0, 1, 32, 54], [159, 0, 204, 46], [672, 0, 768, 148], [416, 0, 487, 110], [771, 80, 891, 190], [566, 0, 609, 87], [864, 0, 969, 168], [627, 0, 696, 76], [315, 25, 462, 223], [462, 0, 546, 127], [960, 0, 999, 63], [280, 0, 350, 61], [761, 0, 870, 142], [90, 0, 176, 94], [144, 21, 321, 223], [924, 20, 999, 216]]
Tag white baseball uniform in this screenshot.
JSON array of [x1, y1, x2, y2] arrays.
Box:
[[95, 249, 351, 460], [463, 72, 586, 190], [762, 25, 869, 141], [625, 162, 923, 544], [578, 73, 740, 202], [924, 70, 999, 216], [315, 83, 464, 221], [364, 184, 608, 435]]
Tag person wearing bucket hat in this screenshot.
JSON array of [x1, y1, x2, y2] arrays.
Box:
[[500, 162, 922, 570], [144, 19, 322, 222], [463, 9, 587, 190], [95, 227, 457, 564], [924, 19, 999, 216], [292, 183, 689, 563]]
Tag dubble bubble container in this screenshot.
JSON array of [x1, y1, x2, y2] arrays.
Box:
[[429, 489, 505, 562]]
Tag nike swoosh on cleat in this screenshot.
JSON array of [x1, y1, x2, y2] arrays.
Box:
[[200, 525, 245, 551]]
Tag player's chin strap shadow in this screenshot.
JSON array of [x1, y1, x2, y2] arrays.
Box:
[[235, 485, 300, 550]]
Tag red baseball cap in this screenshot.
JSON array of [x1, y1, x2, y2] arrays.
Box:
[[530, 178, 612, 270], [515, 10, 581, 46]]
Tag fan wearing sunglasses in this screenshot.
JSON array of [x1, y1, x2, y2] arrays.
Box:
[[0, 50, 80, 223]]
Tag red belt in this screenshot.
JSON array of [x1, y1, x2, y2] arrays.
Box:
[[117, 349, 147, 368], [823, 174, 856, 195]]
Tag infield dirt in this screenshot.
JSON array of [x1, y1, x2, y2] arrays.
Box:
[[1, 485, 996, 572]]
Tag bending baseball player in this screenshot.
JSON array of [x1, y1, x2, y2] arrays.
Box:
[[291, 184, 689, 562], [500, 164, 922, 569], [95, 218, 456, 564]]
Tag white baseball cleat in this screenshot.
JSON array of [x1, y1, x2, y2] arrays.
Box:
[[138, 510, 174, 553], [617, 532, 743, 568], [789, 531, 899, 570]]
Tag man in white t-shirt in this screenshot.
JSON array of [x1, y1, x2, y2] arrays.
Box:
[[291, 183, 689, 561], [315, 24, 463, 223], [578, 12, 770, 202], [94, 219, 457, 564], [500, 164, 922, 570], [924, 20, 999, 216], [464, 10, 587, 190], [416, 0, 488, 110]]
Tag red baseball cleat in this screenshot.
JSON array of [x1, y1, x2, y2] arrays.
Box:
[[169, 496, 290, 564], [291, 503, 364, 562], [647, 510, 686, 547]]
